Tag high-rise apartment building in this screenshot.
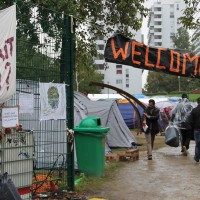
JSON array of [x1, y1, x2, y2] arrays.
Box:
[[95, 30, 143, 95], [147, 0, 186, 48], [193, 30, 200, 56]]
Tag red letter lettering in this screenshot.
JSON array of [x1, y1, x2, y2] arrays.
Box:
[[6, 37, 14, 57], [5, 62, 11, 90]]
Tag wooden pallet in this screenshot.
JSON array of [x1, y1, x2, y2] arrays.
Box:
[[105, 149, 139, 162], [118, 149, 139, 162], [105, 153, 119, 162]]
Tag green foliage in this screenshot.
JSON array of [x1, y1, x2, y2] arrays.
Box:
[[179, 0, 200, 41], [145, 71, 200, 94], [172, 27, 192, 50], [1, 0, 149, 55], [169, 91, 188, 95], [17, 36, 60, 82], [74, 39, 104, 93], [145, 72, 177, 93], [1, 1, 149, 88]]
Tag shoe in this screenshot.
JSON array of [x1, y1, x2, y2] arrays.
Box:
[[148, 155, 152, 160], [194, 156, 199, 163], [182, 146, 187, 156]]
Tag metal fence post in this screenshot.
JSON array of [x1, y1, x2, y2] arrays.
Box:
[[65, 15, 75, 191]]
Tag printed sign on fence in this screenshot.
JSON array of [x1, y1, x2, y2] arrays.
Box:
[[2, 106, 19, 128]]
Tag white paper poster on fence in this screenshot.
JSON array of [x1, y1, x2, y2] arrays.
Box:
[[39, 83, 66, 120], [2, 106, 19, 128], [0, 5, 16, 104], [19, 93, 34, 114]]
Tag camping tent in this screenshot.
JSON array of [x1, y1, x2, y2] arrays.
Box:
[[74, 92, 137, 152]]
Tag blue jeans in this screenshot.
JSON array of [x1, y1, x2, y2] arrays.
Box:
[[194, 130, 200, 160]]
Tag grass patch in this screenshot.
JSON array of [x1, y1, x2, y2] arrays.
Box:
[[75, 162, 124, 192], [166, 93, 199, 102]]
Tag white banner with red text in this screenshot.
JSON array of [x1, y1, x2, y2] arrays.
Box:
[[0, 5, 16, 104]]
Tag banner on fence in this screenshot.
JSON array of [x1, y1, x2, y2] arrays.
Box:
[[39, 83, 66, 120], [104, 33, 200, 79], [0, 5, 16, 104]]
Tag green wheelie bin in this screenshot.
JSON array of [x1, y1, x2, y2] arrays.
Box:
[[74, 116, 109, 176]]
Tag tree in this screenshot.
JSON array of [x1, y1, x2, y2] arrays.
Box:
[[179, 0, 200, 40], [145, 72, 177, 93], [145, 27, 200, 93], [172, 27, 200, 93], [1, 0, 149, 89], [74, 39, 103, 93], [172, 27, 191, 50], [0, 0, 149, 54]]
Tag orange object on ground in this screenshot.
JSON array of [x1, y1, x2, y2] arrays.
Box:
[[31, 175, 58, 194]]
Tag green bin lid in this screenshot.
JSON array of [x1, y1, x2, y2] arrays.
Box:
[[74, 116, 109, 133]]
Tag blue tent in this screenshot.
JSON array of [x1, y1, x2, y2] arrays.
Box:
[[117, 102, 144, 129], [133, 94, 149, 99]]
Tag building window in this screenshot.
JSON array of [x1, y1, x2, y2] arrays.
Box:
[[116, 79, 122, 84], [154, 21, 162, 25], [155, 35, 162, 39], [98, 45, 104, 50], [116, 70, 122, 74], [97, 64, 104, 70], [116, 64, 122, 69], [154, 14, 161, 18], [170, 12, 174, 18], [155, 42, 162, 46], [97, 54, 104, 60], [126, 84, 129, 88], [154, 7, 161, 11], [126, 79, 129, 84], [96, 35, 104, 40], [155, 28, 162, 32], [170, 4, 174, 8], [177, 4, 179, 10]]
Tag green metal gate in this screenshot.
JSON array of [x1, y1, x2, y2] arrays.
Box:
[[1, 1, 75, 198]]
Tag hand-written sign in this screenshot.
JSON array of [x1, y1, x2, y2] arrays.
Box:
[[104, 33, 200, 79], [2, 106, 19, 128]]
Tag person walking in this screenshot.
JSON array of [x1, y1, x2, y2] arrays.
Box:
[[171, 93, 194, 155], [186, 97, 200, 162], [143, 99, 160, 160]]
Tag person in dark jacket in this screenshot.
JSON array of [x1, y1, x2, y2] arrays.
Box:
[[143, 99, 160, 160], [187, 97, 200, 162]]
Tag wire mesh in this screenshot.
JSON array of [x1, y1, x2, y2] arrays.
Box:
[[0, 2, 70, 199]]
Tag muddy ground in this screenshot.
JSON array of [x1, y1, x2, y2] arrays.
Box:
[[87, 142, 200, 200]]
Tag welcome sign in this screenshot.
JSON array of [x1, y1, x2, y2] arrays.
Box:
[[104, 33, 200, 79]]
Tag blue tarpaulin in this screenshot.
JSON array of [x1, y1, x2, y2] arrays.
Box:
[[117, 103, 144, 129]]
